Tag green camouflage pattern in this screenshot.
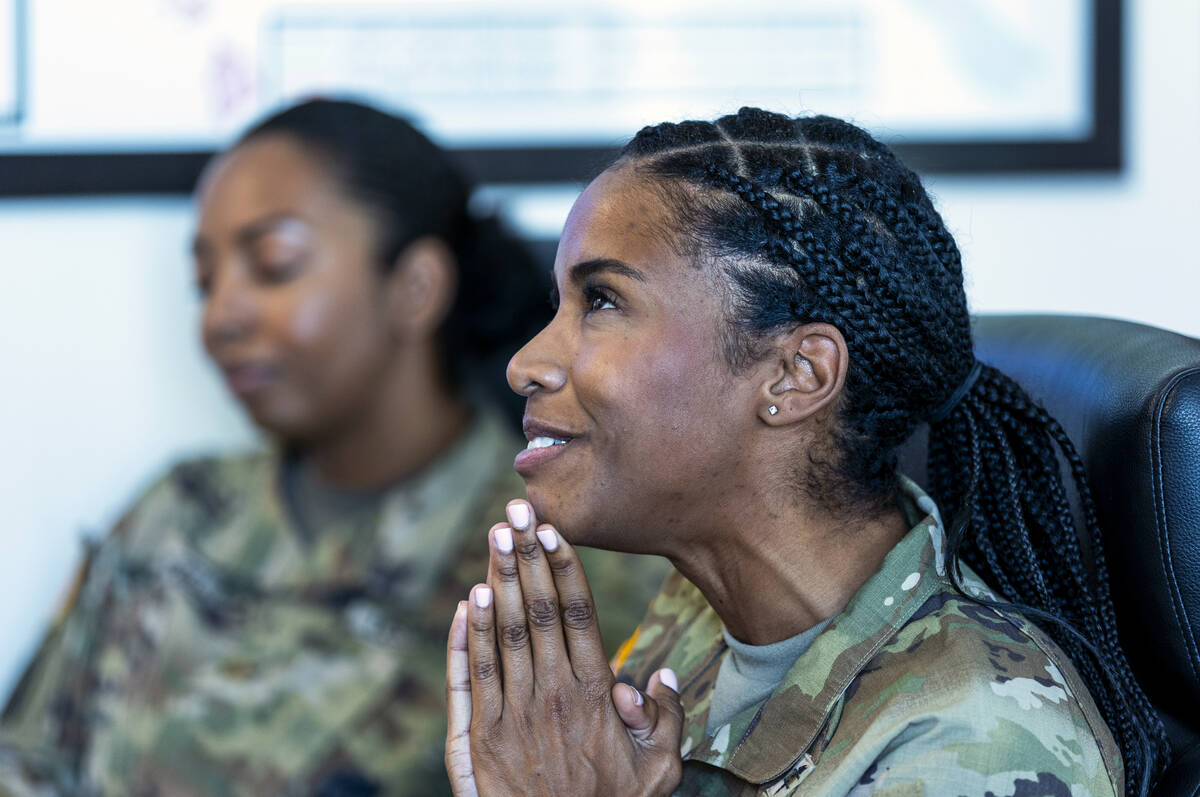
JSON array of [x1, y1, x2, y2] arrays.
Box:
[[0, 412, 668, 796], [613, 476, 1123, 796]]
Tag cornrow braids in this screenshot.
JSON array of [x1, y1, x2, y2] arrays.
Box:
[[616, 107, 1169, 795]]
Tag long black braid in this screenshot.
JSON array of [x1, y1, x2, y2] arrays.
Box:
[[617, 107, 1169, 794]]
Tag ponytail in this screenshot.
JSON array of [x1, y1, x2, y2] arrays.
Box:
[[930, 364, 1168, 796]]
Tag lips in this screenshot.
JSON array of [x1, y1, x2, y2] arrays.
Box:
[[515, 418, 579, 476], [221, 362, 280, 397]]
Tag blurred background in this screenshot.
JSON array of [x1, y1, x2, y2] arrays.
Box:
[[0, 0, 1196, 698]]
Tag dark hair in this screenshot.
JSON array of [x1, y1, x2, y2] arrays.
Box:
[[237, 98, 549, 422], [617, 107, 1168, 794]]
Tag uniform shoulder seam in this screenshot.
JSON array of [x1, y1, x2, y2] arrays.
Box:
[[968, 598, 1124, 793]]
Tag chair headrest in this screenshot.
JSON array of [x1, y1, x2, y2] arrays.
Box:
[[899, 314, 1200, 728]]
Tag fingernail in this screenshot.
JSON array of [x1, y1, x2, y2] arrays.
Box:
[[507, 502, 531, 530], [494, 526, 513, 554], [628, 685, 644, 707], [474, 586, 492, 609], [536, 527, 558, 552], [660, 668, 678, 693]]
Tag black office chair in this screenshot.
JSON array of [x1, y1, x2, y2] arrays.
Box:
[[898, 314, 1200, 796]]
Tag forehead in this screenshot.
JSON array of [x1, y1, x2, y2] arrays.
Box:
[[195, 135, 341, 230], [555, 166, 689, 281]]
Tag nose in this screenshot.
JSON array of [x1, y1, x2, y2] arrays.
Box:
[[507, 320, 568, 397], [201, 263, 258, 353]]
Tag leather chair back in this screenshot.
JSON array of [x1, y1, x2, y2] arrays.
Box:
[[898, 314, 1200, 794]]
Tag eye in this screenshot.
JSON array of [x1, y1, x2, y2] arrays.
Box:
[[252, 256, 303, 284], [584, 284, 619, 313], [193, 259, 214, 298], [250, 224, 311, 283]]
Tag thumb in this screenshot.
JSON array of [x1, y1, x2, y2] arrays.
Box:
[[612, 668, 684, 751]]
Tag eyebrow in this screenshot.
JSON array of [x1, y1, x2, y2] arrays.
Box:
[[567, 258, 648, 286], [549, 257, 647, 308], [235, 213, 303, 249], [190, 213, 303, 258]]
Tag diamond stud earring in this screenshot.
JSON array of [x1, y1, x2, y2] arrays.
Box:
[[768, 405, 779, 416]]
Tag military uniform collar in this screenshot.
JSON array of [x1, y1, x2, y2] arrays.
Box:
[[677, 476, 949, 785], [369, 408, 515, 601], [191, 408, 516, 597]]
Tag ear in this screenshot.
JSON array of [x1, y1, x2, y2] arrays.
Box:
[[384, 236, 459, 341], [757, 323, 848, 426]]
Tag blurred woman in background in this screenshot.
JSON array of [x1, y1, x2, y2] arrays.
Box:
[[0, 99, 665, 796]]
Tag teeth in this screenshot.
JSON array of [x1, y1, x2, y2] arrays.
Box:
[[526, 436, 568, 450]]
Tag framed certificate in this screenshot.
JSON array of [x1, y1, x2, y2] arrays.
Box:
[[0, 0, 22, 127], [0, 0, 1123, 195]]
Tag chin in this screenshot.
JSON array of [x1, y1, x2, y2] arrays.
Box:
[[243, 403, 316, 445], [523, 484, 564, 527], [527, 489, 652, 555], [525, 487, 591, 545]]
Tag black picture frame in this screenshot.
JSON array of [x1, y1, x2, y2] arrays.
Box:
[[0, 0, 1122, 197], [0, 0, 24, 128]]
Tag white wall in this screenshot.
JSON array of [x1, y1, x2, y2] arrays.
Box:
[[929, 0, 1200, 333], [0, 200, 259, 695], [1, 0, 1198, 699]]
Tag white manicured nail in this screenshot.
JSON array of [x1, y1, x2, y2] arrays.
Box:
[[660, 668, 678, 692], [507, 502, 531, 530], [474, 586, 492, 609], [629, 685, 644, 706], [536, 528, 559, 552], [494, 526, 513, 554]]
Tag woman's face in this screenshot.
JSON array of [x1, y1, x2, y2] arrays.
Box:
[[507, 166, 761, 553], [193, 134, 395, 441]]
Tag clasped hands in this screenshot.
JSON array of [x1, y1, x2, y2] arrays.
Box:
[[445, 499, 683, 796]]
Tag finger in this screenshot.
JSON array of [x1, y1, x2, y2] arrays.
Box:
[[612, 682, 653, 734], [505, 501, 569, 678], [446, 602, 473, 735], [487, 522, 533, 704], [445, 602, 479, 797], [627, 670, 684, 791], [537, 524, 609, 683], [635, 669, 685, 752], [466, 584, 503, 725]]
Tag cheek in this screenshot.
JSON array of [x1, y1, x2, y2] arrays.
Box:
[[275, 277, 384, 394], [286, 288, 341, 349], [288, 261, 385, 354], [585, 326, 723, 464]]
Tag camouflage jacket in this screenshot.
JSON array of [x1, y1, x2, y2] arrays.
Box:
[[0, 412, 667, 797], [613, 477, 1123, 796]]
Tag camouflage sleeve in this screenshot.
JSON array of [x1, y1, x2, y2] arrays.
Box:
[[0, 550, 98, 797], [0, 746, 77, 797], [840, 708, 1121, 797], [0, 470, 180, 797]]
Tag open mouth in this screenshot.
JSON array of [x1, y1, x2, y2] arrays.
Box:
[[525, 436, 569, 451], [222, 362, 279, 397], [515, 422, 577, 476]]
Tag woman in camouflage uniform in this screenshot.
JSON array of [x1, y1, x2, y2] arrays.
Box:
[[0, 100, 665, 796], [444, 110, 1169, 796]]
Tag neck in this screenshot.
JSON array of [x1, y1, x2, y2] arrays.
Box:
[[300, 347, 473, 490], [665, 486, 908, 646]]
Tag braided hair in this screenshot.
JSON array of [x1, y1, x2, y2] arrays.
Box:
[[616, 108, 1168, 794]]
